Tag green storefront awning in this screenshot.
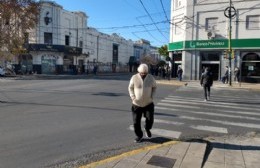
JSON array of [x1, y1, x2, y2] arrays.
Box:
[[168, 38, 260, 51]]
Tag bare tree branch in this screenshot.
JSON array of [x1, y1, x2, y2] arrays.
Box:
[[0, 0, 40, 60]]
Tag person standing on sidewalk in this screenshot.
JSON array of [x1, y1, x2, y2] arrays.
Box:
[[128, 63, 157, 143], [200, 67, 213, 101], [222, 66, 229, 84], [234, 67, 240, 83], [177, 66, 183, 81]]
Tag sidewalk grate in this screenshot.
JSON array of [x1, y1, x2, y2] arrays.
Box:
[[147, 155, 176, 168]]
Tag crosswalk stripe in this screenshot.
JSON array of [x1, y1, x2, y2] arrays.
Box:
[[179, 115, 260, 129], [156, 105, 260, 121], [154, 119, 184, 126], [168, 95, 258, 103], [129, 125, 181, 139], [142, 118, 227, 134], [168, 95, 200, 100], [154, 118, 228, 134], [165, 97, 260, 108], [190, 125, 228, 134], [222, 110, 260, 117], [157, 102, 201, 109], [162, 99, 259, 111]]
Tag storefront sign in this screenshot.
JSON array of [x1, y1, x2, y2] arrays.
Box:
[[187, 40, 226, 49], [28, 44, 82, 56], [169, 38, 260, 51], [41, 54, 58, 60]]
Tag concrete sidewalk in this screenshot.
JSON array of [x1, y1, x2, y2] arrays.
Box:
[[80, 133, 260, 168]]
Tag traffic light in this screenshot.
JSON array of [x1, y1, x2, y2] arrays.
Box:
[[231, 50, 235, 59], [223, 50, 228, 59]]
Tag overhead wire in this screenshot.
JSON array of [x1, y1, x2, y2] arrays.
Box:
[[135, 17, 166, 44], [160, 0, 170, 22], [138, 0, 168, 41], [30, 30, 134, 54]]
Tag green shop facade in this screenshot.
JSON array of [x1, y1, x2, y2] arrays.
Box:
[[168, 38, 260, 83]]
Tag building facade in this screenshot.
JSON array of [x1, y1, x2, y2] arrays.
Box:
[[1, 0, 161, 75], [13, 0, 136, 75], [169, 0, 260, 82]]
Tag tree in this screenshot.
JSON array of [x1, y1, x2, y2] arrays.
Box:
[[158, 45, 170, 60], [140, 55, 157, 65], [0, 0, 40, 61]]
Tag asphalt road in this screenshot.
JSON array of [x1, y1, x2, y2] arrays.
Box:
[[0, 75, 259, 168]]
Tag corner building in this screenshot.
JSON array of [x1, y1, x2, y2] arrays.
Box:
[[169, 0, 260, 82]]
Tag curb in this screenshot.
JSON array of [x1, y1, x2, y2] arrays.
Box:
[[79, 141, 179, 168]]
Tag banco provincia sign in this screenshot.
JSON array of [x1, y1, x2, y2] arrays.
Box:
[[168, 38, 260, 51]]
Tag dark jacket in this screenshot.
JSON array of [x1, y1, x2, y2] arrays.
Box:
[[200, 71, 213, 86], [177, 68, 183, 75]]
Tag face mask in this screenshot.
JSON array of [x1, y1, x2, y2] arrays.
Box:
[[140, 73, 147, 79]]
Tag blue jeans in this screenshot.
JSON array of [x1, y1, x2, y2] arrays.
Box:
[[178, 74, 182, 81]]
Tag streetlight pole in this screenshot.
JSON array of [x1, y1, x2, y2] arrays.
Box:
[[228, 0, 232, 86], [97, 35, 99, 63], [224, 0, 236, 86]]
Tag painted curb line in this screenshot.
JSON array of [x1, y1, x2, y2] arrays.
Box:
[[79, 140, 179, 168]]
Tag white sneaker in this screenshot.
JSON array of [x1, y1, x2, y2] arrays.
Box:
[[145, 129, 152, 138], [204, 99, 207, 102]]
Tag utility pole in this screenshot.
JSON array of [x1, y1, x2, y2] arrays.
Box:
[[228, 0, 232, 86], [224, 0, 236, 86], [76, 28, 78, 47], [97, 35, 99, 63]]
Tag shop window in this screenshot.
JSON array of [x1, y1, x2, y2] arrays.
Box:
[[246, 15, 260, 29], [243, 53, 260, 61], [174, 54, 182, 61], [242, 53, 260, 77]]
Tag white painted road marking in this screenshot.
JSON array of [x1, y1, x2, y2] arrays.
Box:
[[190, 125, 228, 134], [129, 125, 182, 139]]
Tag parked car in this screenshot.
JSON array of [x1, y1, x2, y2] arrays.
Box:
[[0, 66, 6, 76]]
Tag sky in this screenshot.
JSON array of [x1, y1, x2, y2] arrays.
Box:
[[53, 0, 171, 47]]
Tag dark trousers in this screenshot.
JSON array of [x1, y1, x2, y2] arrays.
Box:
[[203, 85, 211, 99], [222, 75, 228, 83], [131, 103, 154, 138], [178, 74, 182, 81]]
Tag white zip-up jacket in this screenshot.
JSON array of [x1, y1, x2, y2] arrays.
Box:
[[128, 73, 157, 107]]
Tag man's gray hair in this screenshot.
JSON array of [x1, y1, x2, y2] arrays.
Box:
[[138, 63, 149, 73]]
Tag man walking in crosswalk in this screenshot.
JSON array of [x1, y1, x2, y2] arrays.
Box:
[[128, 63, 157, 143], [200, 67, 213, 101]]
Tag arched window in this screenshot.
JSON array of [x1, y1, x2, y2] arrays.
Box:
[[243, 53, 260, 61], [241, 53, 260, 78]]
